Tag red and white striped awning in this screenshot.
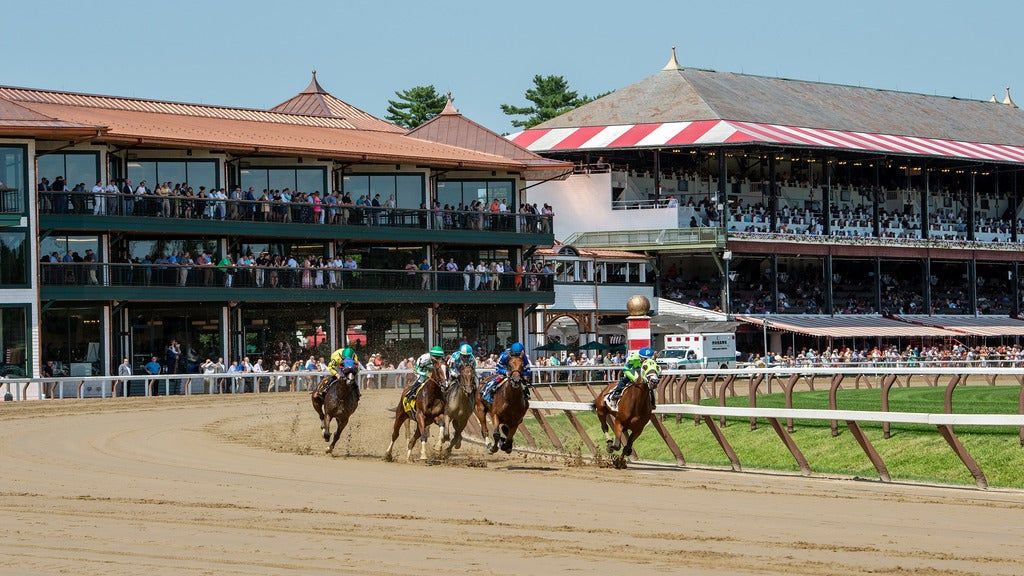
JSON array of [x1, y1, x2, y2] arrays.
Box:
[[507, 120, 1024, 164]]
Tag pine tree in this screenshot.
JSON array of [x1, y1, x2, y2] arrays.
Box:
[[385, 85, 447, 129], [500, 75, 602, 129]]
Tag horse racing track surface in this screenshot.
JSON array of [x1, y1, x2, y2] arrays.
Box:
[[1, 392, 1022, 576]]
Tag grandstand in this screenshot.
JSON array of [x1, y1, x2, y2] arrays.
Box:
[[515, 48, 1024, 350]]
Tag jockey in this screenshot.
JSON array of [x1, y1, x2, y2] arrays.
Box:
[[448, 343, 477, 384], [405, 345, 445, 402], [608, 347, 655, 401], [484, 342, 532, 403], [314, 346, 360, 400]]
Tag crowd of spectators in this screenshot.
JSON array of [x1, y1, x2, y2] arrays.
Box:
[[745, 344, 1024, 368], [42, 249, 556, 292], [37, 177, 554, 234]]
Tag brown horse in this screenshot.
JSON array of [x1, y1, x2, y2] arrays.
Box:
[[386, 356, 447, 461], [594, 370, 658, 468], [311, 370, 360, 455], [475, 355, 529, 454], [438, 363, 477, 454]]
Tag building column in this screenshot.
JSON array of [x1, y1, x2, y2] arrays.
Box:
[[967, 172, 976, 242], [872, 163, 881, 238], [874, 257, 882, 313], [768, 154, 778, 232], [222, 305, 231, 362], [426, 305, 436, 347], [102, 304, 112, 376], [824, 255, 834, 315], [722, 253, 732, 315], [717, 152, 727, 225], [1013, 172, 1020, 244], [923, 257, 933, 314], [920, 163, 930, 240], [770, 254, 779, 314], [328, 306, 338, 351], [823, 157, 832, 236], [338, 306, 347, 346], [653, 150, 661, 203], [1013, 262, 1021, 317], [968, 259, 978, 315]]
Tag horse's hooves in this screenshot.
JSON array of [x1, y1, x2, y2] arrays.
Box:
[[384, 452, 394, 462], [614, 456, 627, 469], [325, 448, 333, 455]]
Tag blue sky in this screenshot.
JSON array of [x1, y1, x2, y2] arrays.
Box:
[[4, 0, 1022, 133]]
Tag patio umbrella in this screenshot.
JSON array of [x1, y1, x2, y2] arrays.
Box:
[[578, 341, 610, 351]]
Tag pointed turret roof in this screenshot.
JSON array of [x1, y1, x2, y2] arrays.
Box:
[[270, 71, 404, 133], [408, 93, 571, 179]]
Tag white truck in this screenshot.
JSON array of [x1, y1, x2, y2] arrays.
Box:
[[656, 332, 736, 370]]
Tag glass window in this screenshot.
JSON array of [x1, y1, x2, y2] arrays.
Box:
[[369, 175, 396, 206], [40, 235, 101, 262], [488, 180, 515, 206], [187, 162, 217, 191], [41, 305, 103, 376], [1, 146, 27, 215], [343, 175, 370, 198], [127, 161, 157, 189], [0, 306, 28, 377], [0, 232, 28, 285], [123, 239, 219, 261], [128, 305, 221, 376], [241, 305, 331, 362], [42, 153, 97, 209], [297, 168, 326, 194], [127, 160, 218, 191], [240, 168, 268, 192], [437, 181, 461, 207], [396, 174, 424, 208], [269, 169, 294, 191]]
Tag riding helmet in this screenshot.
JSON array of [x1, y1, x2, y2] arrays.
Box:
[[510, 342, 524, 355], [638, 347, 655, 359], [430, 345, 445, 357], [342, 347, 354, 358], [459, 343, 474, 356]]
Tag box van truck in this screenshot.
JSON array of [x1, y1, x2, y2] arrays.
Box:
[[657, 333, 736, 370]]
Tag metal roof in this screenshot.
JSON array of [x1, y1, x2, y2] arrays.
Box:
[[533, 64, 1024, 148], [407, 96, 571, 178], [268, 72, 404, 133], [736, 315, 960, 338], [897, 315, 1024, 337]]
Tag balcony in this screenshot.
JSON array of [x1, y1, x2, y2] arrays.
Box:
[[38, 192, 553, 246], [40, 262, 555, 305]]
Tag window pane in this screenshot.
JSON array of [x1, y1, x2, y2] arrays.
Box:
[[268, 168, 295, 191], [186, 162, 217, 191], [464, 181, 489, 205], [369, 175, 396, 206], [0, 307, 28, 377], [41, 305, 103, 376], [297, 168, 326, 195], [37, 155, 63, 183], [437, 181, 461, 207], [0, 232, 28, 285], [240, 169, 268, 193], [65, 154, 99, 188], [40, 235, 100, 262], [156, 161, 186, 187], [342, 175, 369, 199], [488, 181, 514, 206], [1, 147, 26, 214], [396, 174, 424, 209], [127, 161, 157, 190]]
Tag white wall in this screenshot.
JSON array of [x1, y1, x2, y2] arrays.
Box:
[[528, 173, 678, 242], [551, 284, 655, 312]]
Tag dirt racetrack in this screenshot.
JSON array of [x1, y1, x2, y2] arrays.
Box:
[[1, 390, 1023, 575]]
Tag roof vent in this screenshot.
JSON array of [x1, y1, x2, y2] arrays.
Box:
[[1003, 87, 1018, 109], [662, 46, 682, 71], [439, 92, 459, 115], [990, 94, 999, 103]]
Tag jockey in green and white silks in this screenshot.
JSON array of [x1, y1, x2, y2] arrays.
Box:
[[405, 345, 445, 402]]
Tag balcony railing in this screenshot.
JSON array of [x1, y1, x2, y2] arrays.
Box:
[[38, 191, 552, 234], [1, 187, 23, 214], [40, 261, 554, 292]]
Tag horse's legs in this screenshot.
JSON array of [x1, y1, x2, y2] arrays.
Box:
[[436, 414, 448, 451], [501, 421, 519, 453], [417, 411, 430, 461], [312, 397, 327, 438], [322, 415, 333, 445], [596, 402, 614, 453], [475, 398, 492, 449], [608, 414, 624, 452], [386, 408, 407, 460], [406, 425, 421, 461], [328, 414, 348, 454]]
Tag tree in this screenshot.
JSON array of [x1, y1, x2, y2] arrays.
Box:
[[501, 75, 603, 129], [385, 85, 447, 129]]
